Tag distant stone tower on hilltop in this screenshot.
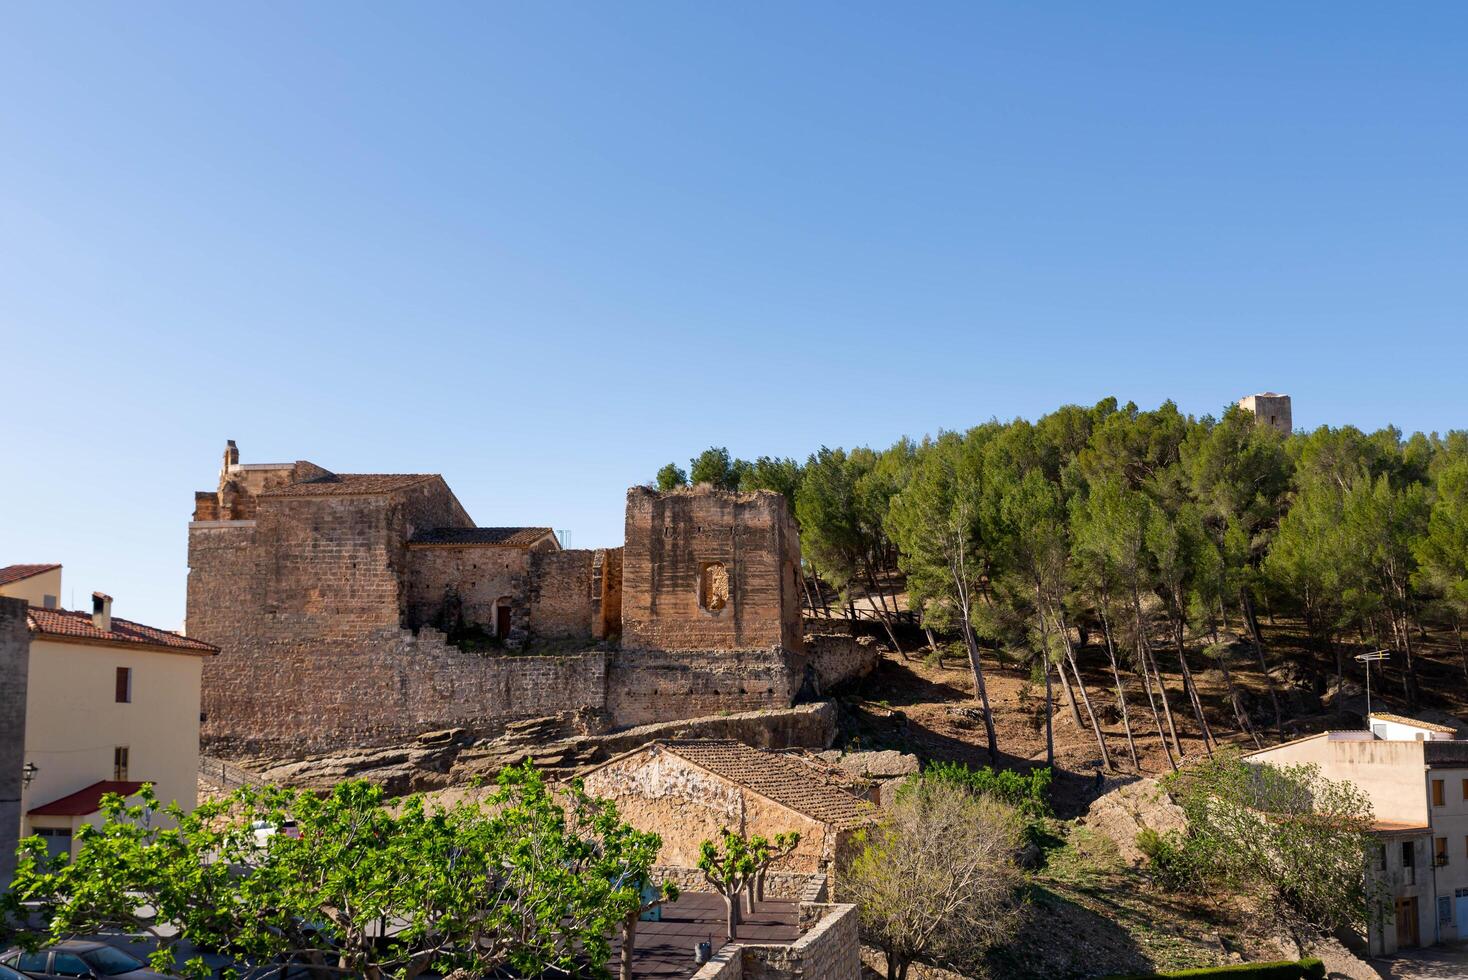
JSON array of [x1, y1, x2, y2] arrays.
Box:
[[1238, 392, 1292, 435]]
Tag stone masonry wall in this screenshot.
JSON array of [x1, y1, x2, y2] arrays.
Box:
[[689, 905, 862, 980], [606, 647, 806, 728], [405, 544, 528, 633], [595, 547, 623, 640], [582, 748, 832, 874], [621, 487, 802, 653], [198, 626, 606, 755], [526, 549, 596, 640], [0, 597, 30, 888], [190, 479, 602, 755], [802, 633, 880, 693], [739, 904, 861, 980]]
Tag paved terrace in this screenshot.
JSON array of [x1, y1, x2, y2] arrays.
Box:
[[616, 892, 799, 979]]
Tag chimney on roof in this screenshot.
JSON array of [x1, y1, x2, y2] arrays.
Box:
[[92, 592, 113, 632]]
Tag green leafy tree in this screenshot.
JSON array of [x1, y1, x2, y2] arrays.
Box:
[[886, 432, 999, 760], [1157, 754, 1382, 937], [845, 779, 1024, 980], [689, 446, 745, 490], [655, 462, 688, 491], [1415, 457, 1468, 677], [696, 830, 798, 939], [12, 766, 665, 980], [738, 455, 803, 507]]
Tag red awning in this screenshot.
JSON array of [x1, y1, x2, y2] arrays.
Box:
[[28, 780, 144, 816]]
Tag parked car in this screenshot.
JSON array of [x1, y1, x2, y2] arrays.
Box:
[[1, 941, 178, 980], [249, 818, 300, 848], [0, 961, 27, 980]]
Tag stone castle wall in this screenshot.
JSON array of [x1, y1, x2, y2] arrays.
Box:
[[621, 487, 802, 653], [189, 448, 808, 757], [405, 543, 531, 633], [189, 480, 605, 754], [606, 647, 806, 728]]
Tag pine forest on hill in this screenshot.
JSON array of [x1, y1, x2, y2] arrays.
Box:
[[656, 397, 1468, 782]]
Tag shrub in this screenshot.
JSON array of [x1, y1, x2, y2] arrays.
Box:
[[918, 761, 1053, 819], [1103, 956, 1325, 979], [1135, 827, 1202, 891]]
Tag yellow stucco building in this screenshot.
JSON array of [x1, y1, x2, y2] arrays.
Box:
[[1, 564, 214, 862]]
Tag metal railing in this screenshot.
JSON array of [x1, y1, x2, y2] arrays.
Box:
[[199, 756, 265, 789]]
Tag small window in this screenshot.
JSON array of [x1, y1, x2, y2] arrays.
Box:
[[1402, 840, 1415, 865], [115, 666, 132, 704], [1436, 837, 1449, 865], [1433, 779, 1445, 807], [43, 594, 57, 609], [1462, 778, 1467, 801], [1376, 844, 1388, 871], [113, 745, 129, 781], [699, 562, 729, 612]]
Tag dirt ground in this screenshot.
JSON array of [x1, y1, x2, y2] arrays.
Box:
[[832, 613, 1468, 817]]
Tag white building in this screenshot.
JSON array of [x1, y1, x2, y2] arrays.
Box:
[[1244, 712, 1468, 955], [0, 564, 214, 865]]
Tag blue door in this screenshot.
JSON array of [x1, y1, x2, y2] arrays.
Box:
[[1456, 890, 1468, 936]]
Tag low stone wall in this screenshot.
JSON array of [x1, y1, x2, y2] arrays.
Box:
[[605, 647, 806, 728], [802, 633, 881, 692], [690, 904, 861, 980], [597, 701, 837, 756], [652, 866, 828, 903]]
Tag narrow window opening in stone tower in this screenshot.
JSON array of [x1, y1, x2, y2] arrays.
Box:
[[700, 562, 729, 613]]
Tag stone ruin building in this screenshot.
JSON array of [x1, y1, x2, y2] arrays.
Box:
[[188, 442, 809, 756], [1238, 391, 1292, 435]]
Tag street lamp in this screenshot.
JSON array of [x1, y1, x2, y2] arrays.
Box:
[[21, 762, 38, 788], [1355, 649, 1391, 726]]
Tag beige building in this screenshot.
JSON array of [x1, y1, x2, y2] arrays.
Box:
[[2, 565, 215, 862], [0, 564, 61, 610], [582, 740, 874, 897], [1244, 713, 1468, 955]]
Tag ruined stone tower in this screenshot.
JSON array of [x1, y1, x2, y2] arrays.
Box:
[[1238, 392, 1292, 435]]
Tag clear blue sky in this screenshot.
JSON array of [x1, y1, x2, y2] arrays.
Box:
[[3, 3, 1466, 629]]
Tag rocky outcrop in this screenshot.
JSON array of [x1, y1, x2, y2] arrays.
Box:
[[222, 702, 839, 795], [1081, 777, 1188, 866]]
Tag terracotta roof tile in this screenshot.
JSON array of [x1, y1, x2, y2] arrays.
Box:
[[29, 781, 145, 816], [410, 527, 556, 547], [1370, 712, 1459, 735], [660, 740, 874, 830], [28, 607, 217, 654], [0, 563, 60, 587], [259, 473, 439, 498]]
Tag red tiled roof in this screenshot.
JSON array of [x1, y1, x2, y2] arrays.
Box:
[[258, 473, 439, 498], [28, 607, 217, 654], [659, 740, 875, 830], [0, 563, 60, 587], [409, 527, 556, 548], [29, 781, 145, 816]]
